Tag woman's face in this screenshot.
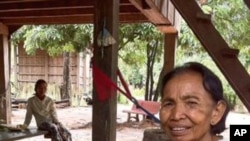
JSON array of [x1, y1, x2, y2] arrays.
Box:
[[160, 71, 220, 141], [35, 82, 47, 97]]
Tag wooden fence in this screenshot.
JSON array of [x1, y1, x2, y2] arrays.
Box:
[[12, 44, 92, 101]]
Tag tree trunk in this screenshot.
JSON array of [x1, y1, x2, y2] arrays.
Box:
[[145, 44, 150, 101], [145, 41, 158, 101], [153, 69, 164, 101], [61, 52, 71, 101]]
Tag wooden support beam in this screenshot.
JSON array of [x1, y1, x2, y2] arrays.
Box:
[[92, 0, 119, 141], [156, 25, 177, 33], [0, 23, 11, 124], [0, 0, 94, 11], [0, 23, 8, 35], [3, 13, 147, 25], [220, 48, 239, 58], [163, 33, 177, 75], [129, 0, 170, 25], [129, 0, 177, 33], [244, 0, 250, 9]]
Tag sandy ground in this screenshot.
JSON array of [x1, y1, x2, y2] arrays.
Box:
[[10, 104, 250, 141], [11, 104, 159, 141]]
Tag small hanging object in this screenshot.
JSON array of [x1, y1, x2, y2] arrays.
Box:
[[97, 28, 116, 47], [97, 18, 116, 58]]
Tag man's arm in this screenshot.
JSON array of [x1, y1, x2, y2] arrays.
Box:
[[23, 99, 33, 127], [50, 101, 59, 123]]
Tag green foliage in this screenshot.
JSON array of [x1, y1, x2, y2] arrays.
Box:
[[118, 23, 164, 88], [117, 94, 129, 104], [177, 20, 206, 54], [210, 0, 250, 49], [132, 88, 145, 97], [117, 87, 145, 104], [11, 24, 93, 56]]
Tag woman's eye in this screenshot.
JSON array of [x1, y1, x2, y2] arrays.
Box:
[[187, 101, 198, 106], [163, 101, 174, 107]]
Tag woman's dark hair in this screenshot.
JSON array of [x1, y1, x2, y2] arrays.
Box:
[[161, 62, 229, 134], [34, 79, 47, 92]]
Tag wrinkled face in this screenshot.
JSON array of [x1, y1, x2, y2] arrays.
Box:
[[35, 82, 47, 97], [160, 72, 217, 141]]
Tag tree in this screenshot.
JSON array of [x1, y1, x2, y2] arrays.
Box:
[[11, 24, 93, 101], [119, 23, 163, 101]]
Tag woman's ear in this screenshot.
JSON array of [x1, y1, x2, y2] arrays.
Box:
[[211, 100, 227, 125]]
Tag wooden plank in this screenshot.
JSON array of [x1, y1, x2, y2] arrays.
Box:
[[0, 128, 47, 141], [156, 25, 177, 33], [0, 0, 146, 25], [3, 13, 147, 25], [0, 24, 11, 124], [0, 0, 94, 11], [129, 0, 177, 33], [16, 46, 81, 84], [151, 0, 180, 27], [129, 0, 171, 25], [92, 0, 119, 140]]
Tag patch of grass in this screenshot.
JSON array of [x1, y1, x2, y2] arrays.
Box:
[[117, 94, 128, 104], [117, 88, 145, 104], [132, 88, 145, 100]]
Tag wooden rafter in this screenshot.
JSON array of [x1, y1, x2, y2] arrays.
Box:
[[0, 0, 148, 26], [129, 0, 178, 33]]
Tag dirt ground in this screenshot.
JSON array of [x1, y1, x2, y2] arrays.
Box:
[[11, 104, 160, 141]]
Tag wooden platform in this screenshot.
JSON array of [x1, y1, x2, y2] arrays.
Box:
[[0, 127, 47, 141]]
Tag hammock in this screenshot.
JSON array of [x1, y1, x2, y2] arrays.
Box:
[[92, 65, 160, 123]]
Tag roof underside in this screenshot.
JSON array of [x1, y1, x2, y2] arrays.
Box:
[[0, 0, 148, 33]]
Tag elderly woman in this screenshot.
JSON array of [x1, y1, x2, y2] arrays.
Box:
[[19, 79, 71, 141], [160, 62, 229, 141]]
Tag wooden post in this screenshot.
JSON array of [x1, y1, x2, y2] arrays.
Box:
[[163, 32, 178, 75], [45, 52, 49, 81], [0, 23, 11, 124], [92, 0, 119, 141]]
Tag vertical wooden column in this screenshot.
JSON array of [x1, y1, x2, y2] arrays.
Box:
[[0, 23, 11, 124], [92, 0, 119, 141], [45, 52, 49, 81], [163, 32, 178, 75]]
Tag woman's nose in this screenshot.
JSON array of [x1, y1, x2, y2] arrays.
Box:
[[170, 104, 185, 120]]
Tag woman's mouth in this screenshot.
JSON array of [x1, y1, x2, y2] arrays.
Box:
[[170, 127, 190, 136]]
